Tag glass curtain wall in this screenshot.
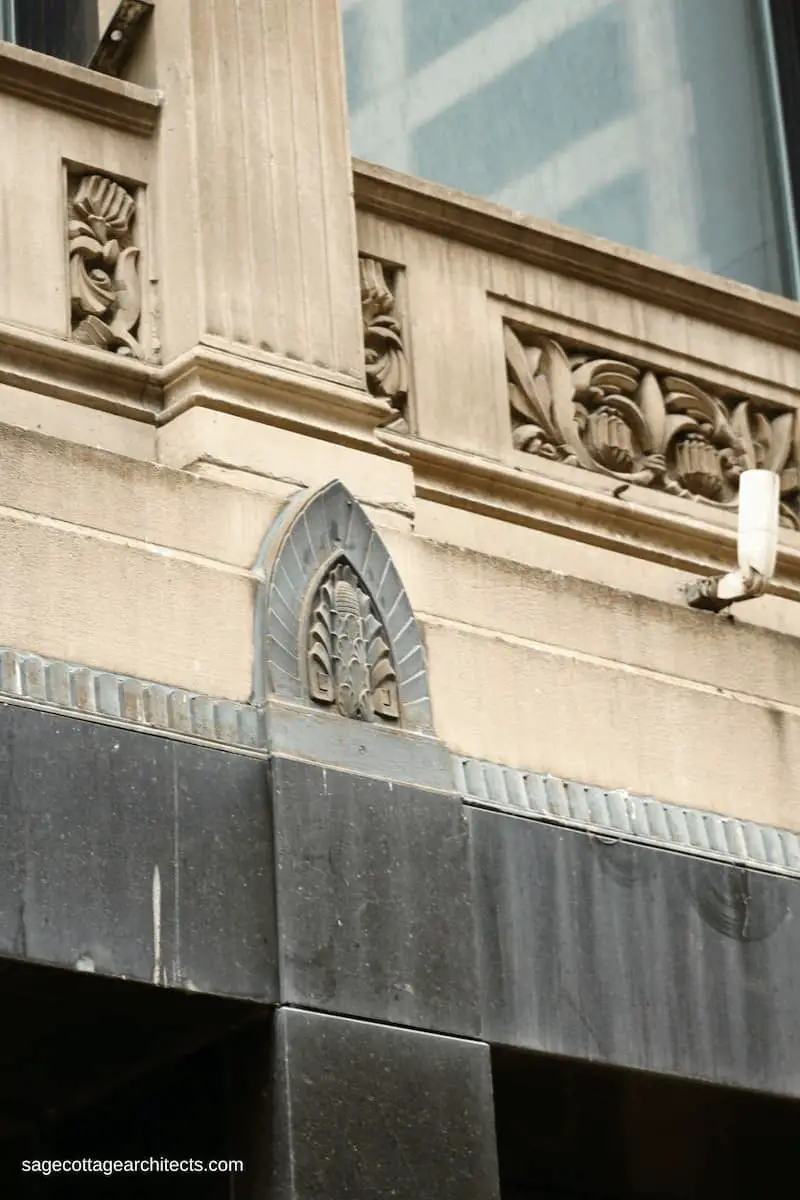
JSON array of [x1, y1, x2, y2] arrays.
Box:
[[343, 0, 797, 296], [0, 0, 15, 43], [3, 0, 98, 64]]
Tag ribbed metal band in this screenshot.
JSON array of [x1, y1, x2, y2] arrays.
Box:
[[454, 755, 800, 879], [0, 646, 262, 750]]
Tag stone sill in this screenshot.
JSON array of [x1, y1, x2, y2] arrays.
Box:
[[353, 158, 800, 350], [4, 317, 799, 591], [0, 39, 161, 135], [0, 321, 395, 454], [383, 430, 800, 603]]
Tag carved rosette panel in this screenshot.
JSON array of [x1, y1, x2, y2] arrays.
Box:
[[360, 256, 408, 429], [307, 560, 400, 723], [506, 324, 800, 527], [68, 173, 142, 358]]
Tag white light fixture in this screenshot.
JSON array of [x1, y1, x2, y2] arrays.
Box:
[[685, 469, 779, 612]]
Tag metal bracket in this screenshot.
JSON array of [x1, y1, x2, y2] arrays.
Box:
[[684, 567, 765, 613], [89, 0, 153, 77]]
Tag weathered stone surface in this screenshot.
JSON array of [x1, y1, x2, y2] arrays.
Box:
[[472, 805, 800, 1096], [270, 1008, 500, 1200], [271, 757, 479, 1035], [0, 703, 277, 1001]]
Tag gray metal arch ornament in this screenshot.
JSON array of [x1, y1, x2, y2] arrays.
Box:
[[253, 480, 434, 734]]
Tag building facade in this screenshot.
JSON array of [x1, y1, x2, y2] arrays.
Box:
[[1, 1, 800, 1195]]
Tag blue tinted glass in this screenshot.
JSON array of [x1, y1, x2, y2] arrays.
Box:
[[405, 0, 523, 72], [343, 0, 792, 296], [0, 0, 15, 41], [561, 172, 649, 251], [413, 9, 633, 197], [343, 4, 366, 113]]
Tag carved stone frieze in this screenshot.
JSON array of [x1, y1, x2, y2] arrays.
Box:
[[307, 560, 400, 723], [360, 256, 408, 428], [506, 324, 800, 526], [68, 173, 142, 357]]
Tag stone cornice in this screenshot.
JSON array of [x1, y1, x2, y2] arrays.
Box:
[[353, 159, 800, 351], [5, 321, 800, 595], [380, 429, 800, 601], [0, 324, 400, 456], [0, 40, 161, 136], [159, 340, 400, 455], [0, 321, 160, 421]]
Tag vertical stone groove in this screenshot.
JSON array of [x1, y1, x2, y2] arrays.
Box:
[[182, 0, 361, 371]]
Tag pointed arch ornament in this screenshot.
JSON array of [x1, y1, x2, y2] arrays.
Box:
[[253, 481, 434, 736]]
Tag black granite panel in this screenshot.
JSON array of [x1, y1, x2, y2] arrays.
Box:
[[271, 757, 479, 1035], [0, 702, 276, 1001], [472, 805, 800, 1095], [271, 1007, 500, 1200]]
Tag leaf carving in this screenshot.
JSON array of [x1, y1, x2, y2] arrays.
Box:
[[637, 372, 666, 454], [505, 326, 553, 433], [765, 411, 794, 473], [729, 402, 756, 468], [307, 561, 400, 724], [361, 258, 408, 424], [506, 321, 800, 523], [68, 173, 142, 358], [539, 338, 579, 454]]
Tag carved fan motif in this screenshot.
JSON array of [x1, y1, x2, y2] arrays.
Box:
[[307, 562, 400, 723]]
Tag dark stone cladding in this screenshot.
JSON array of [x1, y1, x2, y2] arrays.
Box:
[[5, 699, 800, 1098], [2, 642, 799, 877], [266, 1008, 500, 1200], [270, 756, 480, 1037], [0, 701, 277, 1002], [472, 806, 800, 1097]]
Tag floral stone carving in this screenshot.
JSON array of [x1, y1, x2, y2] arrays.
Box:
[[506, 324, 800, 526], [68, 174, 142, 357], [256, 480, 433, 734], [360, 257, 408, 428], [307, 560, 400, 723]]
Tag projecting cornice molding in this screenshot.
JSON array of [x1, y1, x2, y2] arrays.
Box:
[[381, 429, 800, 603], [0, 40, 161, 136], [354, 158, 800, 351]]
